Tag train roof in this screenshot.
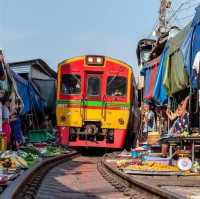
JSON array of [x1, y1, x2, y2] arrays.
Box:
[[58, 55, 133, 71]]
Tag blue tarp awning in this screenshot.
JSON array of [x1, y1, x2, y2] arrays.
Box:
[[153, 47, 169, 105], [11, 70, 45, 115], [181, 5, 200, 88]]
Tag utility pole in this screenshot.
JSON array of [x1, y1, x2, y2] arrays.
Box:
[[157, 0, 172, 37]]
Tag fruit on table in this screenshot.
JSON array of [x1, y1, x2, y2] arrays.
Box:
[[117, 159, 131, 167], [191, 161, 200, 172], [117, 159, 142, 168], [180, 131, 190, 137], [125, 162, 180, 172]]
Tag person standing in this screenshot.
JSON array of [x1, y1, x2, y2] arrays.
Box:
[[166, 96, 190, 135], [142, 102, 156, 143], [10, 101, 23, 150], [2, 98, 11, 146]]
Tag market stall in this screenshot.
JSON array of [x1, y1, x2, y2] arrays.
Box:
[[134, 5, 200, 177]]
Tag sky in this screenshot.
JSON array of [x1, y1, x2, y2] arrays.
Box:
[[0, 0, 198, 78]]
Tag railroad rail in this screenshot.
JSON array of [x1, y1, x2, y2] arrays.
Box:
[[0, 151, 79, 199], [0, 151, 198, 199], [98, 154, 187, 199]]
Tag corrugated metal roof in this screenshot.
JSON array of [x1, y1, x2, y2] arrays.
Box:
[[11, 65, 31, 74], [9, 59, 56, 78]]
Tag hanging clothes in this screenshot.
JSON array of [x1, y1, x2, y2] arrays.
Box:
[[140, 58, 159, 101], [162, 23, 190, 96]]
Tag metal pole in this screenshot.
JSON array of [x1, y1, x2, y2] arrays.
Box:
[[157, 0, 171, 37]]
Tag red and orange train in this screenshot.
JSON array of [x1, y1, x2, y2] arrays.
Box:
[[56, 55, 138, 149]]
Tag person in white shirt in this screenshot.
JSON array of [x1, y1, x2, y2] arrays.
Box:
[[193, 51, 200, 75]]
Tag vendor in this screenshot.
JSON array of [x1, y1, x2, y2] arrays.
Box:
[[2, 98, 11, 146], [142, 101, 156, 142], [166, 96, 190, 136], [10, 99, 23, 150], [161, 96, 190, 157]]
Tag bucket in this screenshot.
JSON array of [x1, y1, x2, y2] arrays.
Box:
[[131, 150, 140, 158]]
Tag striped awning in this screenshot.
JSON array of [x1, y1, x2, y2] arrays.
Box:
[[140, 57, 159, 101]]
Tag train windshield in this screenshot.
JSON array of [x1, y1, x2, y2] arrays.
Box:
[[87, 76, 100, 96], [106, 76, 127, 96], [61, 74, 81, 95]]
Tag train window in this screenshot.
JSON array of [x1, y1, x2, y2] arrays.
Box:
[[61, 74, 81, 95], [107, 76, 127, 96], [87, 76, 100, 96]]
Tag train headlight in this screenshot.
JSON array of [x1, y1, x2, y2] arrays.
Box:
[[88, 57, 94, 63], [60, 115, 66, 122], [85, 55, 105, 66], [118, 118, 125, 125], [96, 57, 102, 64]]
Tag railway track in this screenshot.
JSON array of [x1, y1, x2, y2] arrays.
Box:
[[0, 151, 129, 199], [1, 151, 200, 199], [98, 154, 190, 199], [0, 151, 79, 199]]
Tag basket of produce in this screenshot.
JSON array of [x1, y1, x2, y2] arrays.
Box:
[[18, 150, 40, 167], [147, 132, 160, 145]]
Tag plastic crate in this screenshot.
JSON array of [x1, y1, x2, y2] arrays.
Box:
[[28, 129, 49, 143]]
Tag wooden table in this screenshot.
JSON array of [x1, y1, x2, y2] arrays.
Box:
[[160, 137, 200, 161]]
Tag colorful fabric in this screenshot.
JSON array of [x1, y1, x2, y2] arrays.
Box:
[[140, 59, 159, 100], [2, 121, 11, 144], [153, 47, 168, 105], [141, 66, 151, 99], [174, 113, 189, 134], [148, 64, 158, 99]]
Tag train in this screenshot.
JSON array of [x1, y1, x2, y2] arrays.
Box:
[[56, 55, 139, 149]]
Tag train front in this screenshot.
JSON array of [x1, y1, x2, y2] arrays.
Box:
[[56, 55, 133, 149]]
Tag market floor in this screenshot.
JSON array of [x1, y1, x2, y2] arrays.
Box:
[[36, 156, 129, 199]]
